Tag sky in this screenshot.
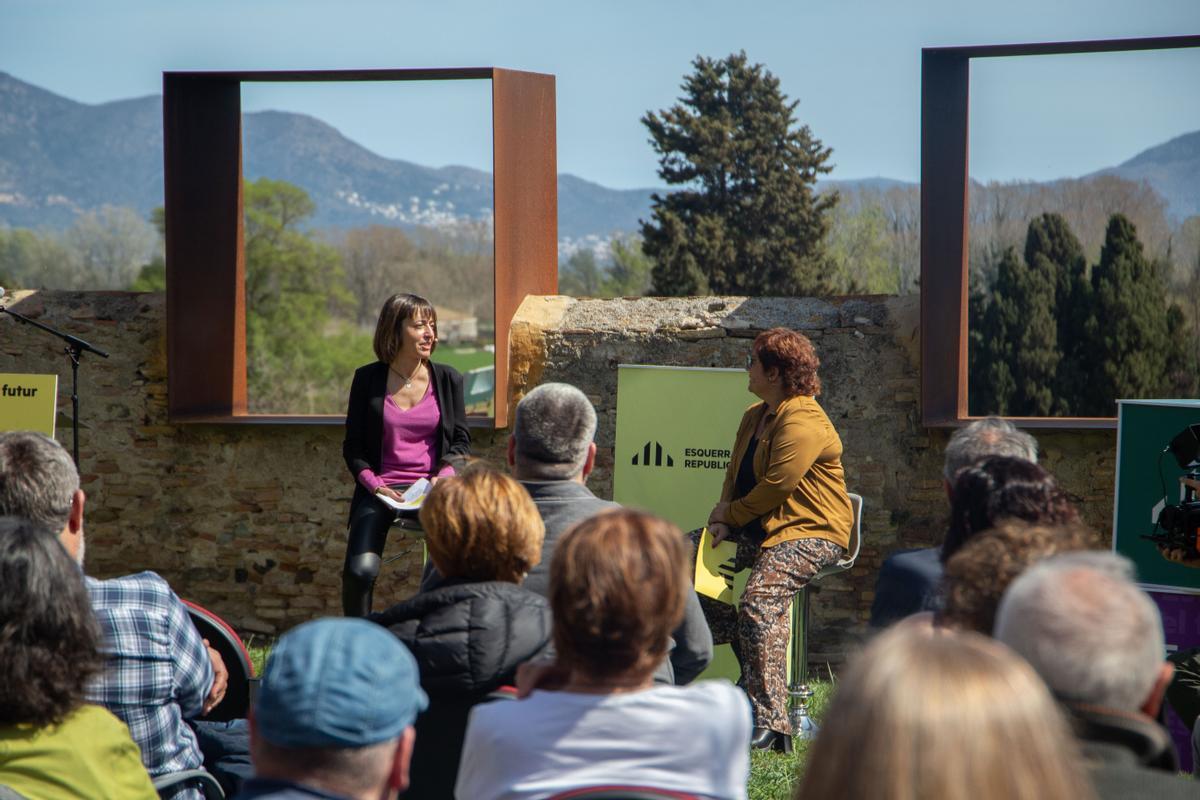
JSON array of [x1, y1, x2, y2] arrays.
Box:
[[2, 0, 1198, 189]]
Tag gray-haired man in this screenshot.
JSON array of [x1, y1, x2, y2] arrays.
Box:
[[509, 382, 713, 685], [995, 552, 1192, 800]]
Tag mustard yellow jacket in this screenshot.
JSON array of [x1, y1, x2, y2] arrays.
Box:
[[720, 394, 852, 550]]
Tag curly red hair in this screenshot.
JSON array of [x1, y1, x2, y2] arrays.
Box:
[[754, 327, 821, 397]]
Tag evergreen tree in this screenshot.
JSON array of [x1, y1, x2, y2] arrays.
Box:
[[972, 248, 1022, 415], [1090, 214, 1171, 411], [1023, 213, 1085, 414], [641, 52, 837, 297]]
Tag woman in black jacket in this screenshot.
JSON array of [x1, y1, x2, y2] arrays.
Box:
[[371, 466, 552, 800], [342, 293, 471, 616]]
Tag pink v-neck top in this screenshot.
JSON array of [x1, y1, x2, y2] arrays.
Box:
[[356, 383, 453, 491]]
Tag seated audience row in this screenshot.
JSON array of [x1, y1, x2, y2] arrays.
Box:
[[0, 516, 158, 799], [0, 431, 239, 799]]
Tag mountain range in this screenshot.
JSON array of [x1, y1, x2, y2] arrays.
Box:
[[1, 71, 1197, 249]]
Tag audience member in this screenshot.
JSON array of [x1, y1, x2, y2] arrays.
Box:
[[938, 521, 1100, 633], [0, 516, 158, 799], [455, 509, 751, 800], [941, 455, 1079, 562], [370, 466, 552, 800], [0, 431, 228, 799], [870, 417, 1038, 627], [511, 381, 712, 683], [795, 625, 1094, 800], [236, 618, 426, 800], [422, 381, 714, 685], [995, 552, 1195, 799]]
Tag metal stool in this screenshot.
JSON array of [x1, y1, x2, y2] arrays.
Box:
[[788, 492, 863, 739]]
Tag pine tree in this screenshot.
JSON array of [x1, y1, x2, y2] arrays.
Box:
[[1090, 214, 1171, 411], [641, 52, 837, 297]]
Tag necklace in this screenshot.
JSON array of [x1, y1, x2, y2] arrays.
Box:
[[390, 361, 423, 389]]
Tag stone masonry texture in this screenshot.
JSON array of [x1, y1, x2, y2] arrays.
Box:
[[1, 291, 1115, 659]]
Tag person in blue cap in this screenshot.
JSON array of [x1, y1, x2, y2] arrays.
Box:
[[234, 618, 429, 800]]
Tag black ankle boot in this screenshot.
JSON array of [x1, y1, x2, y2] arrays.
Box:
[[749, 726, 793, 754]]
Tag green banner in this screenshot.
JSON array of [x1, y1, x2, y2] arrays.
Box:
[[614, 365, 763, 682], [613, 365, 755, 532], [0, 373, 58, 437], [1115, 400, 1200, 594]]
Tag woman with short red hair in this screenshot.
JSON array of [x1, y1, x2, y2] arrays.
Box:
[[706, 327, 852, 752]]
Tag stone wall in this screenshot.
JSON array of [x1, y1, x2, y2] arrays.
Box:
[[1, 290, 1117, 657]]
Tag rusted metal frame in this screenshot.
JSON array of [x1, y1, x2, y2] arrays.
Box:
[[491, 69, 558, 428], [163, 68, 558, 426], [164, 75, 246, 418], [920, 51, 969, 427], [919, 36, 1200, 430]]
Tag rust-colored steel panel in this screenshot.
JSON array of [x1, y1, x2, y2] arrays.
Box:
[[919, 52, 969, 428], [492, 68, 558, 428], [163, 67, 558, 427], [164, 75, 246, 419], [919, 35, 1199, 429]]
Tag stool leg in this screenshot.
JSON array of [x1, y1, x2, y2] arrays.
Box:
[[789, 586, 819, 740]]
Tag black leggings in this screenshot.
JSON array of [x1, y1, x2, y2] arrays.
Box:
[[341, 492, 400, 617]]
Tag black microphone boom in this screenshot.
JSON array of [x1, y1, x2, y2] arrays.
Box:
[[0, 289, 110, 467]]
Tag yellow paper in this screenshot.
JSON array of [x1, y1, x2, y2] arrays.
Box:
[[0, 373, 58, 436], [695, 527, 740, 604]]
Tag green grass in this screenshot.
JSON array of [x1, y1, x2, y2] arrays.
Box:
[[435, 347, 494, 374], [747, 679, 835, 800], [243, 634, 831, 800]]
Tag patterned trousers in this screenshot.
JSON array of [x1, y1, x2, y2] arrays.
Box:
[[688, 528, 844, 734]]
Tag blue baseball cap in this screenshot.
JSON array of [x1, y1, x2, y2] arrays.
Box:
[[254, 617, 428, 748]]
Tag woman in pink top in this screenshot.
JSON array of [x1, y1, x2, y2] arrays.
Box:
[[341, 293, 470, 616]]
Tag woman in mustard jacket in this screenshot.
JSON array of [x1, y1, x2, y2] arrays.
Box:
[[707, 327, 852, 752]]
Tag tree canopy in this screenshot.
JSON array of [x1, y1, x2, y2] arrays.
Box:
[[640, 52, 837, 297]]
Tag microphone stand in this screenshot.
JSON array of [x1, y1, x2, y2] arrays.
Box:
[[0, 297, 109, 467]]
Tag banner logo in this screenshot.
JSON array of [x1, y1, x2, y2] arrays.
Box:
[[632, 440, 674, 467]]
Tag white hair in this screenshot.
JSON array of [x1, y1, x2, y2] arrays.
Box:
[[994, 551, 1164, 712], [944, 417, 1038, 482], [512, 383, 597, 480]]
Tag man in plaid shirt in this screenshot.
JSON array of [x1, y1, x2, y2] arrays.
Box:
[[0, 432, 227, 798]]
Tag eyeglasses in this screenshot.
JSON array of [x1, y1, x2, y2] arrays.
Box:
[[745, 354, 757, 370]]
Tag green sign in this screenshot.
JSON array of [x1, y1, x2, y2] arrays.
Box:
[[614, 365, 765, 682], [1115, 400, 1200, 594], [0, 373, 58, 437], [613, 365, 755, 532]]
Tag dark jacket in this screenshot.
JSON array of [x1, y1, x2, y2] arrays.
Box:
[[371, 580, 552, 800], [342, 360, 470, 524], [1064, 700, 1196, 800], [519, 480, 713, 686], [868, 546, 943, 628]]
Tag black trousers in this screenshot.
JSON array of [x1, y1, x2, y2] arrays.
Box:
[[341, 490, 401, 617]]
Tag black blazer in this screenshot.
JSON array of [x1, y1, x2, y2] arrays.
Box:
[[343, 360, 471, 522]]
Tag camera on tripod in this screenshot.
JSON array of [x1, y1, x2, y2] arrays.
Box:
[[1143, 424, 1200, 560]]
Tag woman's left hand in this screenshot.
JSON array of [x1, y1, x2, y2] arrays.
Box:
[[708, 502, 731, 525]]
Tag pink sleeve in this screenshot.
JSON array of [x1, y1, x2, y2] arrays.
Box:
[[357, 468, 386, 493], [436, 462, 456, 478]]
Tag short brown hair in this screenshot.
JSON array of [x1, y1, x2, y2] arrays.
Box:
[[373, 293, 438, 364], [754, 328, 821, 397], [940, 522, 1101, 634], [550, 510, 688, 683], [418, 465, 544, 583]]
